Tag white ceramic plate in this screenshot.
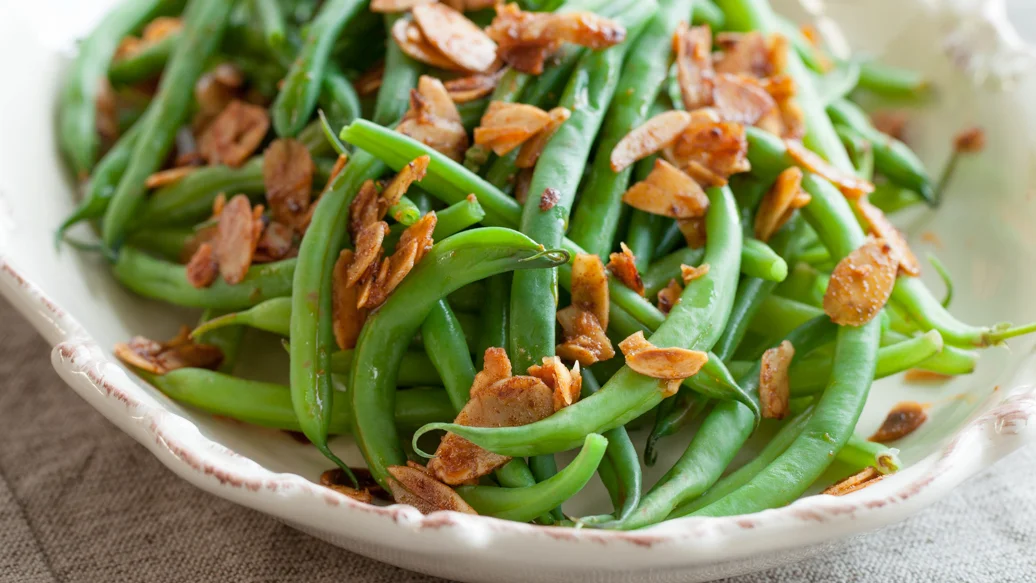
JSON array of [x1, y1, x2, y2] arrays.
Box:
[[2, 1, 1036, 581]]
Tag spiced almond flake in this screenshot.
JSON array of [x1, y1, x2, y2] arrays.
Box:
[[856, 197, 921, 276], [823, 237, 898, 326], [657, 278, 682, 315], [664, 113, 750, 188], [821, 467, 884, 497], [263, 138, 315, 230], [870, 110, 909, 141], [903, 369, 953, 383], [361, 213, 438, 309], [759, 340, 794, 420], [114, 329, 223, 375], [680, 263, 710, 284], [214, 194, 263, 285], [253, 221, 296, 263], [381, 155, 431, 210], [115, 16, 182, 59], [712, 73, 777, 127], [198, 100, 270, 168], [870, 401, 927, 443], [538, 187, 559, 211], [445, 68, 506, 103], [387, 465, 478, 514], [417, 75, 463, 123], [556, 306, 614, 367], [570, 253, 609, 329], [474, 101, 553, 156], [714, 31, 786, 78], [145, 166, 196, 189], [370, 0, 435, 12], [185, 242, 219, 289], [607, 243, 645, 296], [487, 3, 625, 74], [429, 375, 554, 485], [398, 78, 470, 162], [610, 110, 694, 173], [391, 17, 461, 71], [528, 357, 582, 412], [412, 3, 498, 73], [622, 159, 710, 220], [785, 139, 875, 199], [349, 180, 382, 240], [332, 250, 367, 351], [471, 347, 513, 396], [754, 166, 810, 242], [673, 23, 715, 112], [618, 331, 710, 389], [953, 127, 986, 153], [515, 106, 571, 169], [319, 468, 377, 503], [677, 216, 707, 249], [347, 221, 389, 288]]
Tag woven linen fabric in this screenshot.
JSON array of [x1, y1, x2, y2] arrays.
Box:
[[1, 298, 1035, 583]]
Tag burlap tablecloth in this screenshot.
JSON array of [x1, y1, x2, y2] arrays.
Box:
[[1, 298, 1034, 582]]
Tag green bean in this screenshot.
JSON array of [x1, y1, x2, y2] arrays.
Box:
[[856, 60, 930, 98], [869, 183, 923, 214], [320, 66, 363, 132], [108, 30, 181, 85], [133, 158, 266, 228], [882, 331, 978, 376], [835, 123, 875, 180], [643, 388, 707, 467], [579, 368, 642, 521], [351, 229, 569, 488], [813, 61, 861, 106], [196, 309, 244, 374], [456, 434, 607, 522], [271, 0, 366, 136], [253, 0, 287, 50], [102, 0, 235, 250], [741, 238, 789, 282], [59, 0, 173, 177], [374, 14, 423, 126], [328, 350, 441, 386], [192, 297, 293, 337], [644, 239, 787, 295], [125, 226, 193, 261], [828, 98, 934, 203], [113, 247, 294, 310], [384, 196, 487, 250], [422, 301, 477, 412], [147, 368, 452, 434], [643, 247, 706, 298], [567, 0, 693, 257], [624, 210, 666, 272], [477, 275, 511, 368], [57, 121, 144, 243], [775, 17, 828, 75], [837, 434, 901, 474], [692, 0, 725, 28], [415, 185, 744, 457]]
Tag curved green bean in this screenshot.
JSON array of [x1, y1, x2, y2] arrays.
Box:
[[109, 30, 181, 85]]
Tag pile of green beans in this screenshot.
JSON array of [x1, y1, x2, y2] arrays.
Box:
[[60, 0, 1033, 529]]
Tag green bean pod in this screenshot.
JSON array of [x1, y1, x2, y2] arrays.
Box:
[[813, 61, 861, 106], [192, 297, 294, 337], [422, 300, 478, 412], [108, 30, 181, 85], [856, 60, 930, 98], [253, 0, 287, 50], [643, 247, 706, 298], [741, 238, 789, 282], [196, 309, 244, 374]]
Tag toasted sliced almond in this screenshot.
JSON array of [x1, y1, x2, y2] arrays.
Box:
[[371, 0, 435, 12], [348, 180, 382, 240], [528, 357, 582, 412], [622, 159, 710, 220], [903, 369, 952, 383], [680, 263, 710, 284], [198, 100, 270, 167], [869, 401, 927, 443], [754, 166, 805, 242], [475, 101, 552, 156], [429, 375, 554, 484], [445, 68, 506, 103], [253, 221, 296, 263], [856, 197, 921, 276], [214, 194, 262, 285], [398, 87, 470, 162], [665, 114, 750, 188], [610, 111, 694, 173], [712, 73, 777, 126], [145, 166, 195, 189], [185, 243, 219, 289], [823, 237, 898, 326], [759, 340, 794, 420], [714, 31, 782, 78], [871, 110, 909, 141], [657, 279, 682, 315], [319, 468, 378, 503], [487, 4, 625, 74], [515, 106, 570, 169], [822, 467, 884, 497], [417, 75, 463, 123], [391, 17, 462, 71], [556, 308, 614, 367], [786, 139, 875, 199], [364, 213, 438, 308], [263, 138, 315, 229], [953, 127, 986, 153], [673, 23, 715, 112], [347, 221, 389, 287], [570, 253, 609, 329], [413, 4, 498, 73], [677, 216, 708, 249], [332, 250, 367, 350], [514, 167, 533, 205], [387, 465, 478, 514], [381, 156, 431, 210], [618, 331, 709, 382], [472, 347, 513, 396], [115, 330, 222, 375], [607, 243, 645, 296]]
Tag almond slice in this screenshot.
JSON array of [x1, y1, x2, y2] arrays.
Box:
[[115, 330, 222, 375], [607, 243, 645, 296], [823, 237, 898, 326], [759, 340, 794, 420], [673, 23, 715, 112], [556, 307, 614, 367], [677, 216, 707, 249], [145, 166, 195, 189], [445, 68, 506, 103], [472, 347, 513, 396], [657, 278, 682, 315], [474, 101, 552, 156], [391, 17, 462, 71], [348, 179, 382, 241], [856, 197, 921, 276], [754, 166, 806, 242], [680, 263, 710, 284], [214, 194, 262, 285], [869, 401, 927, 443], [664, 113, 750, 188], [386, 465, 478, 514], [821, 467, 884, 497], [413, 3, 498, 73], [528, 357, 582, 412], [714, 31, 781, 78], [398, 81, 470, 162], [198, 100, 270, 167], [786, 139, 875, 199], [253, 220, 296, 263], [712, 73, 777, 126], [417, 75, 462, 123], [618, 331, 709, 380], [622, 159, 710, 219], [610, 110, 694, 172], [185, 242, 219, 289], [332, 250, 367, 350], [381, 156, 431, 210], [263, 138, 315, 230], [515, 106, 570, 169], [487, 4, 625, 74], [371, 0, 435, 12], [570, 253, 609, 329], [347, 221, 389, 287]]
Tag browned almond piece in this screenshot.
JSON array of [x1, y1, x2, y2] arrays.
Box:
[[145, 166, 195, 189], [214, 194, 261, 285], [754, 166, 805, 242], [263, 138, 315, 230], [527, 356, 582, 412], [114, 337, 165, 374], [786, 139, 875, 199], [397, 115, 470, 162], [673, 23, 714, 112], [365, 213, 438, 308], [657, 278, 682, 315], [570, 253, 609, 330], [869, 401, 927, 443], [371, 0, 435, 12], [381, 156, 431, 209], [445, 69, 506, 103], [821, 467, 884, 497], [413, 3, 498, 73], [348, 179, 382, 240], [515, 106, 571, 169], [556, 308, 614, 367], [680, 263, 710, 284], [714, 31, 775, 78], [856, 197, 921, 276], [185, 242, 219, 289], [429, 375, 554, 484], [622, 159, 710, 219], [823, 238, 898, 326], [618, 330, 709, 381], [355, 61, 385, 96], [607, 243, 645, 297], [665, 114, 749, 188], [759, 340, 794, 420], [198, 100, 270, 167], [332, 250, 367, 350], [391, 17, 463, 71], [532, 11, 625, 48], [417, 75, 463, 123], [475, 102, 552, 156], [677, 216, 707, 249], [386, 465, 478, 514], [253, 221, 296, 263], [347, 221, 390, 287], [114, 333, 222, 375], [610, 110, 693, 172], [471, 347, 513, 397], [954, 127, 986, 153], [712, 73, 777, 126]]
